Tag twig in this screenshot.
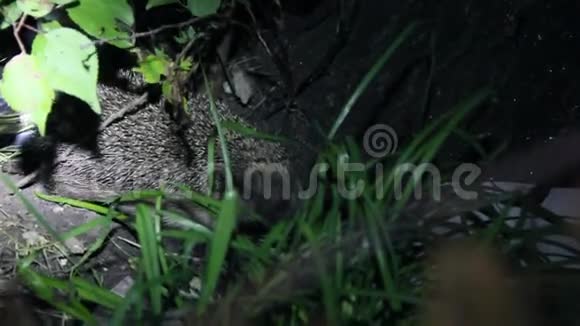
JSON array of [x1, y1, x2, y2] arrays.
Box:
[[13, 14, 28, 54], [87, 16, 212, 48], [99, 93, 148, 131], [22, 23, 39, 33], [166, 31, 199, 94]]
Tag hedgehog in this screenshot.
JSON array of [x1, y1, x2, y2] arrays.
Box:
[[3, 70, 295, 224]]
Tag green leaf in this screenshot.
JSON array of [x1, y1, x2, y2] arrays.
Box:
[[161, 80, 173, 99], [174, 26, 197, 45], [37, 19, 62, 32], [146, 0, 179, 10], [135, 204, 163, 315], [66, 0, 134, 49], [71, 277, 125, 310], [0, 54, 55, 135], [179, 57, 193, 70], [133, 49, 170, 84], [17, 0, 54, 18], [17, 266, 98, 324], [197, 190, 238, 314], [187, 0, 221, 17], [31, 27, 101, 115], [203, 67, 233, 191], [0, 2, 23, 30], [36, 191, 128, 220]]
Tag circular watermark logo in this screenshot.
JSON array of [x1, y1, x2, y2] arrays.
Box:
[[363, 124, 398, 158]]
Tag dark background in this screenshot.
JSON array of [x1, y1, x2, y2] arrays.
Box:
[[229, 0, 580, 185]]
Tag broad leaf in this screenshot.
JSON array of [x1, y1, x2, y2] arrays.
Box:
[[146, 0, 178, 10], [0, 54, 55, 135], [31, 27, 101, 114], [16, 0, 53, 18], [187, 0, 221, 17], [0, 2, 23, 30], [38, 19, 62, 32], [66, 0, 134, 49], [133, 49, 170, 84]]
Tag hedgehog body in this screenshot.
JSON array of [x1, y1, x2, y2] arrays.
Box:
[[32, 74, 292, 213]]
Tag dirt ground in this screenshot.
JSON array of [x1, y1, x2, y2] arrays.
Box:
[[0, 0, 578, 307], [0, 176, 137, 290]]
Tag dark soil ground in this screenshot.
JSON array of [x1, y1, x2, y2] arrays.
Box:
[[0, 0, 579, 321]]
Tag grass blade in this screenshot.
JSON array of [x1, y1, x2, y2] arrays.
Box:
[[328, 22, 418, 140], [135, 204, 163, 315], [197, 191, 239, 314]]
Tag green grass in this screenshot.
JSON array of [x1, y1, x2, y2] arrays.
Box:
[[1, 21, 580, 325]]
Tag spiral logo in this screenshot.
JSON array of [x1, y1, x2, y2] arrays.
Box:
[[363, 124, 398, 158]]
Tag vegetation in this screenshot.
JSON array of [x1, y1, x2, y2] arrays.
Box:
[[0, 1, 578, 325]]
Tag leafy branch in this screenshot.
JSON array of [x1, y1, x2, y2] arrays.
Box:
[[0, 0, 226, 136]]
